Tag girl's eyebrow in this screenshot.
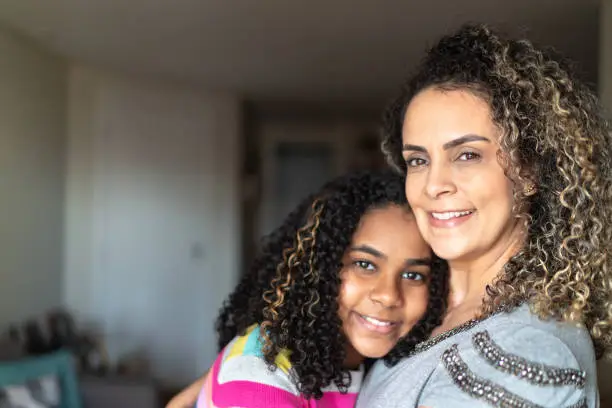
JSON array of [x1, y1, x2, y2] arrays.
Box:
[[350, 245, 431, 266], [350, 245, 384, 259], [402, 144, 426, 153], [406, 258, 431, 267]]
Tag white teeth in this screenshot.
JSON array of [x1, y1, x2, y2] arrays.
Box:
[[431, 210, 472, 220], [361, 315, 392, 327]]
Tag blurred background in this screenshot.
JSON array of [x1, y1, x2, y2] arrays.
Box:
[[0, 0, 610, 404]]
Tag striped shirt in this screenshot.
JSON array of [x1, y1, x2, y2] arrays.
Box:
[[197, 324, 363, 408]]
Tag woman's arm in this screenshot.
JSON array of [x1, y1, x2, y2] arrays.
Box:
[[165, 371, 208, 408]]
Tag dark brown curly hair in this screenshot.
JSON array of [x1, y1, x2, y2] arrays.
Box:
[[215, 170, 448, 399], [382, 23, 612, 358]]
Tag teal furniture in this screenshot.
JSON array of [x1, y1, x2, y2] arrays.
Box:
[[0, 350, 83, 408]]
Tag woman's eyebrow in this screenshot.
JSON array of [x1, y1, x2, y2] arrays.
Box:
[[442, 134, 490, 150], [402, 134, 490, 153]]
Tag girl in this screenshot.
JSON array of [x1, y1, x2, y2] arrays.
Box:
[[168, 170, 448, 407]]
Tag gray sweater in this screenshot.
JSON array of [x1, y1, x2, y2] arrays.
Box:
[[356, 304, 598, 408]]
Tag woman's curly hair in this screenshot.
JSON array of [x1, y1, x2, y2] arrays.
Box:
[[215, 170, 448, 399], [382, 23, 612, 357]]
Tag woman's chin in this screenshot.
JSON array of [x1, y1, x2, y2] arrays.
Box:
[[431, 244, 470, 262]]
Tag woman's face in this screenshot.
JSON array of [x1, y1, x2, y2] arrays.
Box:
[[337, 205, 431, 361], [401, 87, 521, 263]]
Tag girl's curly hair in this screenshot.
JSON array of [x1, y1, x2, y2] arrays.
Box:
[[382, 23, 612, 357], [215, 170, 448, 399]]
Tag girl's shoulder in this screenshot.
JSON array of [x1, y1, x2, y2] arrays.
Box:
[[198, 324, 364, 408], [221, 324, 293, 374], [198, 324, 302, 408]]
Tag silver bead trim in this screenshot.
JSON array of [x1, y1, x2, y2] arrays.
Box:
[[408, 307, 512, 358], [442, 345, 587, 408], [408, 317, 485, 358], [566, 398, 587, 408], [472, 331, 586, 389]]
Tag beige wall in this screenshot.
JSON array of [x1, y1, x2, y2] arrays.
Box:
[[64, 66, 241, 385], [0, 28, 67, 327]]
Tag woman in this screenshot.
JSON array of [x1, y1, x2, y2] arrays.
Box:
[[355, 24, 612, 408], [168, 170, 448, 407]]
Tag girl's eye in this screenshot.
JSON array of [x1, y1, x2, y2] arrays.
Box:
[[354, 260, 376, 271], [405, 157, 427, 167], [401, 271, 426, 282], [457, 151, 481, 161]]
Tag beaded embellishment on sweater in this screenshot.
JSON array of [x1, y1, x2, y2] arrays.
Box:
[[442, 344, 587, 408], [472, 331, 586, 388], [407, 317, 485, 357]]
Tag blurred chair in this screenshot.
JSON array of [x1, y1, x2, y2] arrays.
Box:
[[0, 349, 82, 408]]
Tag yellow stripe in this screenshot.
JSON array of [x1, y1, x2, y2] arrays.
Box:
[[225, 324, 257, 362], [275, 348, 292, 374], [223, 324, 293, 374]]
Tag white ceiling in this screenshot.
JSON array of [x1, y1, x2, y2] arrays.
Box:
[[0, 0, 600, 103]]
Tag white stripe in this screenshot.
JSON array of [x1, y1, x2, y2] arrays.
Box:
[[217, 354, 300, 395]]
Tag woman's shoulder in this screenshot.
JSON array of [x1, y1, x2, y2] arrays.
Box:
[[356, 305, 598, 408], [418, 304, 597, 407], [488, 303, 596, 364]]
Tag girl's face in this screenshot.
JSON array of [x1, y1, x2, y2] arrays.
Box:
[[401, 87, 522, 263], [337, 205, 431, 363]]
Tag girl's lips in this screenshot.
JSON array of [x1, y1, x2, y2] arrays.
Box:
[[353, 312, 399, 335]]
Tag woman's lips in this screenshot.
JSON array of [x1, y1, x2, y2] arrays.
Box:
[[428, 209, 475, 228]]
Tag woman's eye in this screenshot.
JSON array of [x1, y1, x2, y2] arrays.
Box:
[[457, 151, 481, 161], [354, 260, 376, 271], [401, 271, 426, 282], [405, 157, 427, 167]]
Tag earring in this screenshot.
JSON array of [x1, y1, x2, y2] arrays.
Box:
[[523, 183, 537, 196]]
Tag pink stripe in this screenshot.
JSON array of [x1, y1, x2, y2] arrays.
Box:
[[311, 392, 358, 408], [198, 347, 305, 408]]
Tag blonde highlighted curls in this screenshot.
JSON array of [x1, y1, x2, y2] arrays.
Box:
[[260, 199, 325, 359], [382, 24, 612, 357]]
